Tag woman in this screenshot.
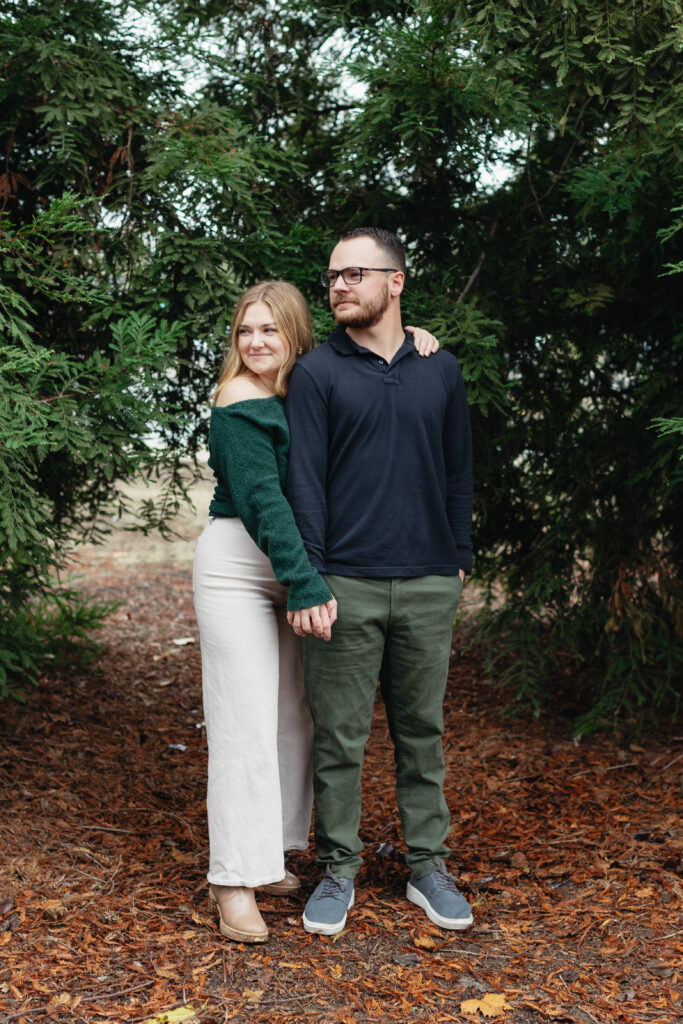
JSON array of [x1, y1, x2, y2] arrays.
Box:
[[193, 280, 438, 943]]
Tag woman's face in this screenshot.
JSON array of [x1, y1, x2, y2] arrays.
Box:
[[237, 301, 289, 383]]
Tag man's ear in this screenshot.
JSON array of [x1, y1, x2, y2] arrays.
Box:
[[390, 271, 405, 298]]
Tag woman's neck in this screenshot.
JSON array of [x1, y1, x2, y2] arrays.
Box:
[[245, 370, 277, 395]]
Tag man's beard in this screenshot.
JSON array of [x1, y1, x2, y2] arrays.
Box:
[[332, 283, 391, 329]]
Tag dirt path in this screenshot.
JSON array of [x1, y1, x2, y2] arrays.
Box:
[[0, 527, 681, 1023]]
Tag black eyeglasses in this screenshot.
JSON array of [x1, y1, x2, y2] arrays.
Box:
[[320, 267, 398, 288]]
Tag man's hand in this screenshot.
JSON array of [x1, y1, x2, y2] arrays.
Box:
[[287, 598, 338, 641], [459, 569, 466, 582], [405, 325, 439, 356]]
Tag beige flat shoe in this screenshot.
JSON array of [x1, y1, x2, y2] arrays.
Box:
[[210, 885, 268, 943], [260, 869, 301, 896]]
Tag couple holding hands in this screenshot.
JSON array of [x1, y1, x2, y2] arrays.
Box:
[[193, 227, 473, 943]]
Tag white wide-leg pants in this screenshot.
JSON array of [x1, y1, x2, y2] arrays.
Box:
[[193, 516, 314, 887]]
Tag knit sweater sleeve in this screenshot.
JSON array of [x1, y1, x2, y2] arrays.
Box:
[[209, 402, 332, 611]]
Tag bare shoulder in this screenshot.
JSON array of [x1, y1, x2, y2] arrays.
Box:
[[215, 375, 266, 407]]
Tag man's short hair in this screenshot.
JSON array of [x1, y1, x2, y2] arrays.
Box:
[[339, 227, 406, 274]]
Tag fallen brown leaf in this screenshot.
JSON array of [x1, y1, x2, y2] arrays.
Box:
[[393, 953, 419, 967], [511, 851, 530, 872], [558, 969, 579, 982], [2, 559, 681, 1024], [646, 962, 674, 978]]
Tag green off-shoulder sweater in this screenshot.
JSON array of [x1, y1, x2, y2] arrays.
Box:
[[207, 397, 332, 612]]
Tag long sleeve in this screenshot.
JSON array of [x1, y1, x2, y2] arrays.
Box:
[[209, 402, 331, 610], [284, 363, 330, 572], [443, 361, 473, 573]]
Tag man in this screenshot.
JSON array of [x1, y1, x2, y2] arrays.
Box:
[[286, 227, 473, 936]]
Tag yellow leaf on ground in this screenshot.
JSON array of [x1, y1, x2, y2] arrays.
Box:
[[38, 899, 67, 920], [141, 1006, 199, 1023], [242, 988, 264, 1003], [47, 993, 72, 1009], [461, 993, 511, 1017], [413, 933, 443, 950]]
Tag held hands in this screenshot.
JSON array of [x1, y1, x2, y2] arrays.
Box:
[[287, 597, 338, 641], [405, 325, 439, 357]]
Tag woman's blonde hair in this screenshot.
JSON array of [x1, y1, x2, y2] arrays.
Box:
[[215, 280, 315, 399]]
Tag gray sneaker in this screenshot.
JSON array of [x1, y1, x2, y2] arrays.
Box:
[[302, 867, 355, 935], [406, 869, 473, 930]]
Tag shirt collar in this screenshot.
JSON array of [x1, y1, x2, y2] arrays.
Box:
[[327, 326, 415, 363]]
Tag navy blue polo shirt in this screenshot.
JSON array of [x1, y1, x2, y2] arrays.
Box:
[[285, 326, 473, 578]]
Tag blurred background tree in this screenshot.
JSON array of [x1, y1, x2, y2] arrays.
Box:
[[0, 0, 303, 695], [2, 0, 681, 732]]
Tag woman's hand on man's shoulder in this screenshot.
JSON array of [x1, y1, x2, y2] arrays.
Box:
[[405, 326, 440, 357], [215, 375, 265, 407]]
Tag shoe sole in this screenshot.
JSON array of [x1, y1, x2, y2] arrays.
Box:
[[218, 917, 268, 943], [260, 879, 301, 896], [302, 890, 355, 935], [406, 882, 473, 930]]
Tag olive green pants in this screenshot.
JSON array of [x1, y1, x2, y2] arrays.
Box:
[[303, 573, 464, 880]]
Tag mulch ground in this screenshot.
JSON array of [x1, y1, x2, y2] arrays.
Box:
[[1, 561, 681, 1024]]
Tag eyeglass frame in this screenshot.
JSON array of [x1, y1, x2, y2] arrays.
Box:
[[320, 266, 399, 288]]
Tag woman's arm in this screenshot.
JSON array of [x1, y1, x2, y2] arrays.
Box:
[[210, 405, 333, 611]]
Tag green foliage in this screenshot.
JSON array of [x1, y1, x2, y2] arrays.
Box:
[[2, 0, 682, 729], [0, 589, 116, 701], [290, 0, 683, 733], [441, 1, 683, 734], [0, 0, 314, 696], [653, 417, 683, 453], [0, 195, 196, 695]]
